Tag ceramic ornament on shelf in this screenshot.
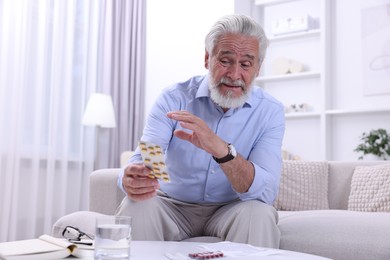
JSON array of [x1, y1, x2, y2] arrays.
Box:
[[289, 59, 304, 73], [272, 57, 304, 75], [272, 57, 290, 75], [285, 103, 313, 113]]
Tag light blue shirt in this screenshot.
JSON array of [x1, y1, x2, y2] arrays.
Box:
[[118, 75, 285, 205]]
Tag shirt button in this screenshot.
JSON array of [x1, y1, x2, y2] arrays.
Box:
[[211, 170, 215, 174]]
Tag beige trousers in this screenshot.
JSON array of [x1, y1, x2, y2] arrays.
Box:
[[115, 192, 280, 248]]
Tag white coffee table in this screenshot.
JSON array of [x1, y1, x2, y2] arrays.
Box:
[[75, 241, 332, 259]]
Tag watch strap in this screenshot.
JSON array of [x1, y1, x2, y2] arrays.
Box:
[[213, 143, 235, 164]]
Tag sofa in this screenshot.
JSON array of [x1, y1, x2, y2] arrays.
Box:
[[52, 161, 390, 260]]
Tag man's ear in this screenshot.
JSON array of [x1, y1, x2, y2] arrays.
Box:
[[256, 66, 260, 77], [204, 50, 209, 69], [255, 62, 261, 77]]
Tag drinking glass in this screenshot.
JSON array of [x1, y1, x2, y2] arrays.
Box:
[[94, 215, 132, 260]]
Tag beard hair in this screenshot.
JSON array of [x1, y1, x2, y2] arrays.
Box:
[[209, 75, 253, 109]]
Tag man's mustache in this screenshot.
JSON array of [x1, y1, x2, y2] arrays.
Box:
[[218, 77, 245, 90]]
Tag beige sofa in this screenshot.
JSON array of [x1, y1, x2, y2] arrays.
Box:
[[52, 161, 390, 260]]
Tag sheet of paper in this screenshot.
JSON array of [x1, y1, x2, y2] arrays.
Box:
[[197, 241, 283, 257]]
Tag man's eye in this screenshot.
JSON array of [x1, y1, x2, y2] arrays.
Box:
[[220, 59, 231, 65], [241, 62, 252, 69]]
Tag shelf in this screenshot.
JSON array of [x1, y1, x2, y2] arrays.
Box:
[[326, 107, 390, 116], [256, 71, 321, 83], [285, 112, 321, 118], [254, 0, 298, 7], [243, 0, 334, 161], [269, 29, 321, 42]]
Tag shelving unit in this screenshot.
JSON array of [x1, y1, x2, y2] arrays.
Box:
[[268, 29, 321, 42], [285, 112, 321, 119], [244, 0, 330, 160], [235, 0, 390, 161], [326, 107, 390, 116], [256, 71, 321, 83]]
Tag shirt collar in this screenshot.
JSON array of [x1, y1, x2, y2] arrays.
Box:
[[196, 75, 210, 98]]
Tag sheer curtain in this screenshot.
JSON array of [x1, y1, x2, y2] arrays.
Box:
[[94, 0, 146, 170], [0, 0, 145, 242]]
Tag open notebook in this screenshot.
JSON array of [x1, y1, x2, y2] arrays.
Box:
[[0, 234, 93, 260]]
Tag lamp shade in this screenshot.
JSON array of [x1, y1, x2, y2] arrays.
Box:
[[82, 93, 116, 128]]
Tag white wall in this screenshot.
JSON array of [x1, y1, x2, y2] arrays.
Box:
[[145, 0, 234, 121], [332, 0, 390, 109], [329, 0, 390, 160]]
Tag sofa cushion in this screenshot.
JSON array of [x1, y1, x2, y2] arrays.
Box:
[[348, 164, 390, 212], [51, 211, 110, 239], [274, 161, 329, 211], [278, 210, 390, 260]]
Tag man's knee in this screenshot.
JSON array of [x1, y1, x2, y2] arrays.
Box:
[[115, 196, 180, 241], [219, 200, 280, 248], [116, 196, 161, 217], [241, 201, 280, 248], [235, 200, 278, 223]]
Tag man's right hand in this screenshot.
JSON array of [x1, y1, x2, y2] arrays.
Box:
[[122, 163, 160, 201]]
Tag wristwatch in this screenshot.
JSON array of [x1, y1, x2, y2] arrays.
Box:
[[213, 143, 237, 164]]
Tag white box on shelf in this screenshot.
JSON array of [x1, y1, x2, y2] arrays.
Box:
[[272, 15, 314, 36]]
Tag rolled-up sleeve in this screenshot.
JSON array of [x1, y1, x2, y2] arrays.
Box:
[[237, 106, 285, 204]]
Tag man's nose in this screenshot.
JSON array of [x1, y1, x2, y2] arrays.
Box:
[[227, 63, 241, 80]]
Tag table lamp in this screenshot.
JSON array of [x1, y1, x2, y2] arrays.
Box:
[[82, 93, 116, 168]]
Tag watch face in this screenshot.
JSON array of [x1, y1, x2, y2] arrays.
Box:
[[213, 143, 237, 164], [229, 144, 237, 157]]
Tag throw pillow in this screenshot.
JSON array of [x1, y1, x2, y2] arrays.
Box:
[[348, 164, 390, 212], [274, 161, 329, 211]]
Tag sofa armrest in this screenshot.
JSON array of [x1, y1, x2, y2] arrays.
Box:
[[89, 168, 126, 215]]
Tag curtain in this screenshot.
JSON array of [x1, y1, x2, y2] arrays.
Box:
[[0, 0, 145, 242], [95, 0, 146, 169]]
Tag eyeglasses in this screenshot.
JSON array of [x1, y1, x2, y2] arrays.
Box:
[[62, 226, 93, 246]]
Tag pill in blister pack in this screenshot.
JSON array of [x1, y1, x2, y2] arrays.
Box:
[[188, 251, 224, 259], [139, 141, 170, 182]]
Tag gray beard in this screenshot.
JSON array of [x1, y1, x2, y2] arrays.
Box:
[[208, 77, 252, 109]]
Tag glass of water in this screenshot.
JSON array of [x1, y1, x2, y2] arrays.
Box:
[[94, 215, 132, 260]]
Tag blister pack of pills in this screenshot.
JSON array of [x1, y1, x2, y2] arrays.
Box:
[[139, 141, 170, 182], [188, 251, 224, 259]]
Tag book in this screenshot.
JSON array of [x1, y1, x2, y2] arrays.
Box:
[[0, 234, 93, 260]]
